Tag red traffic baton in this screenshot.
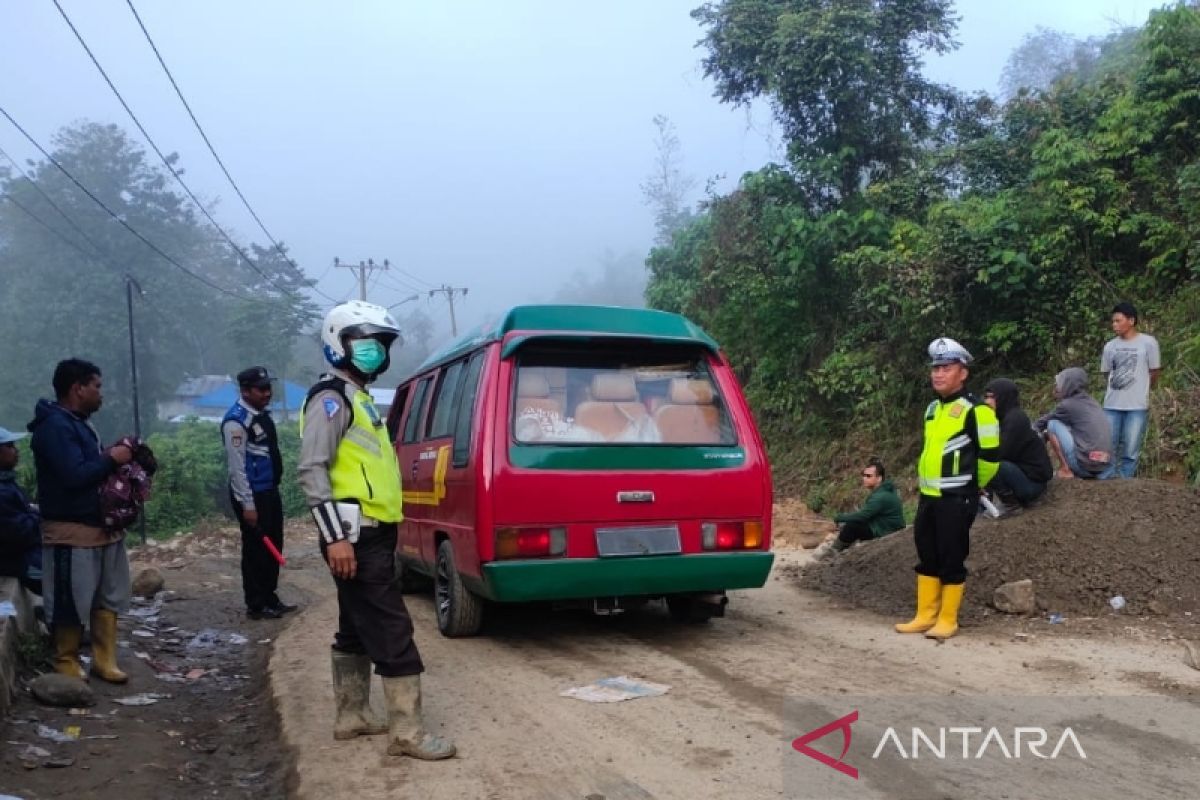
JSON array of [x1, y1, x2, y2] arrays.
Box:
[[262, 536, 287, 566]]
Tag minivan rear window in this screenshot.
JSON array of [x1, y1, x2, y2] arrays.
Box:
[[512, 344, 736, 446]]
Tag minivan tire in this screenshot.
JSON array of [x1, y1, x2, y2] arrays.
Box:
[[435, 539, 484, 637]]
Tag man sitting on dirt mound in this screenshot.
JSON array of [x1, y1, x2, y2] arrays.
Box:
[[895, 338, 999, 642], [983, 378, 1053, 515], [1035, 367, 1113, 480], [813, 458, 904, 559]]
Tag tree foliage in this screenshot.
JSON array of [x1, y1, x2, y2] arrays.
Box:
[[651, 3, 1200, 493], [0, 122, 319, 441], [693, 0, 959, 202]]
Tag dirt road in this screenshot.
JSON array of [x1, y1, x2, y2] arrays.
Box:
[[273, 542, 1200, 800]]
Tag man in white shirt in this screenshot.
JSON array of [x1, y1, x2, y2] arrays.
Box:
[[1099, 302, 1161, 479]]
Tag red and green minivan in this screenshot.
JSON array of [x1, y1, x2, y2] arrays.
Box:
[[386, 305, 774, 636]]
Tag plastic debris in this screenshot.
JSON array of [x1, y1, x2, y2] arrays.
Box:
[[228, 633, 248, 646], [131, 629, 156, 638], [1109, 595, 1127, 611], [36, 725, 76, 743], [560, 676, 671, 703], [113, 693, 170, 706], [1048, 612, 1065, 624]]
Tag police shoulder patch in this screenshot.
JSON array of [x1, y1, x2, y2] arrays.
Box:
[[231, 433, 243, 447], [323, 397, 341, 419]]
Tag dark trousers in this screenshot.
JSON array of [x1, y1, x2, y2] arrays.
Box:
[[913, 493, 975, 585], [231, 487, 283, 612], [320, 524, 424, 677], [836, 520, 873, 546], [989, 461, 1048, 505]]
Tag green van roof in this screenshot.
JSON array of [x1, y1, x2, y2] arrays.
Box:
[[410, 305, 718, 374]]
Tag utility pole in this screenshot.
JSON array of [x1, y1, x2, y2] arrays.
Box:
[[333, 257, 389, 301], [428, 285, 468, 337], [124, 274, 146, 544]]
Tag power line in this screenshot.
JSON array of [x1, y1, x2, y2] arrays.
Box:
[[378, 270, 427, 296], [1, 192, 103, 265], [0, 103, 271, 303], [1, 143, 106, 261], [122, 0, 338, 304], [394, 266, 437, 289], [51, 0, 311, 303]]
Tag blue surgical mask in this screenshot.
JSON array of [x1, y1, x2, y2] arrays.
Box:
[[349, 339, 387, 373]]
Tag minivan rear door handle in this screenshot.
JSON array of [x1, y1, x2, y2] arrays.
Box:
[[617, 491, 655, 503]]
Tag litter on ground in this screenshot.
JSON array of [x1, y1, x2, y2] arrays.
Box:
[[560, 676, 671, 703]]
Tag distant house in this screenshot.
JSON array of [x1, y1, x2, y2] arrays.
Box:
[[161, 376, 308, 423], [158, 375, 231, 422]]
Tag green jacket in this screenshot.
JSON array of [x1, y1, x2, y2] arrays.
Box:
[[833, 479, 905, 538]]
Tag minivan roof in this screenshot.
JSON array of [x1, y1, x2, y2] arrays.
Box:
[[410, 304, 719, 375]]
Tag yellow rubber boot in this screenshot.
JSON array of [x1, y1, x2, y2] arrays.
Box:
[[53, 625, 86, 680], [925, 583, 964, 641], [894, 575, 941, 633], [90, 609, 129, 684]]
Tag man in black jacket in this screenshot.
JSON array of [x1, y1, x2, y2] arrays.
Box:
[[0, 426, 42, 595], [983, 378, 1053, 513]]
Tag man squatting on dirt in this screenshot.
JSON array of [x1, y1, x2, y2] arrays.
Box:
[[297, 300, 455, 760], [895, 338, 1000, 641]]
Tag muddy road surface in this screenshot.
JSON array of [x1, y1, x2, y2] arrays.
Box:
[[275, 543, 1200, 800], [4, 520, 1198, 799]]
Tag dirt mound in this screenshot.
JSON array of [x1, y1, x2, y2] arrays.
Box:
[[772, 498, 836, 549], [797, 479, 1200, 619]]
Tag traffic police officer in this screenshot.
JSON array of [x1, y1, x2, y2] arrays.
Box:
[[222, 366, 295, 620], [297, 300, 455, 761], [895, 338, 1000, 641]]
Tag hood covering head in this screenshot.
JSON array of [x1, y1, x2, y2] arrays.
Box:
[[1054, 367, 1089, 398], [984, 378, 1020, 420]]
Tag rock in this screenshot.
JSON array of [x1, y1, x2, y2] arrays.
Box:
[[131, 566, 165, 598], [30, 673, 96, 707], [992, 579, 1036, 615], [1182, 641, 1200, 672]]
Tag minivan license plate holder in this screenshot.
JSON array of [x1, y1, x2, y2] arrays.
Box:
[[595, 525, 681, 558]]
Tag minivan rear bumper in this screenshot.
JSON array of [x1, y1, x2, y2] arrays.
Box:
[[480, 551, 774, 603]]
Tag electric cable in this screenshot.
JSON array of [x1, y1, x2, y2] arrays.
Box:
[[52, 0, 322, 303], [1, 103, 274, 303], [122, 0, 338, 303]]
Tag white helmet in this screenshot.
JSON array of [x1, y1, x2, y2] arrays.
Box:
[[927, 337, 973, 367], [321, 301, 402, 369]]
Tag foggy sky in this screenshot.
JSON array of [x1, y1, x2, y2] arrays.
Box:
[[0, 0, 1168, 343]]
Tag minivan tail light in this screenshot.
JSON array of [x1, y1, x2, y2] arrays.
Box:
[[701, 520, 763, 550], [701, 521, 744, 550], [496, 526, 567, 559]]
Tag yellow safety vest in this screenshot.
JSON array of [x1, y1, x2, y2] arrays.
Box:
[[917, 394, 1000, 498], [303, 382, 404, 523]]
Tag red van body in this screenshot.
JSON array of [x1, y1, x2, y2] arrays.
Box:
[[386, 305, 773, 636]]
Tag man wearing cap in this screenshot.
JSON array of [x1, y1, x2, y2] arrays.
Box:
[[0, 426, 43, 595], [222, 367, 294, 620], [896, 338, 1000, 641]]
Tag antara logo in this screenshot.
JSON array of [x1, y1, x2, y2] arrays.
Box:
[[792, 711, 860, 779], [792, 711, 1088, 779]]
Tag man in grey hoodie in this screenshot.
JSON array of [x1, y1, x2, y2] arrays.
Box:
[[1035, 368, 1113, 479]]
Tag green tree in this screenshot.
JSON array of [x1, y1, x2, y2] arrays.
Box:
[[640, 115, 696, 245], [692, 0, 959, 202]]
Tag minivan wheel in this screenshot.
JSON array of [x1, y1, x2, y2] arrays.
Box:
[[434, 540, 484, 637], [666, 595, 716, 624]]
